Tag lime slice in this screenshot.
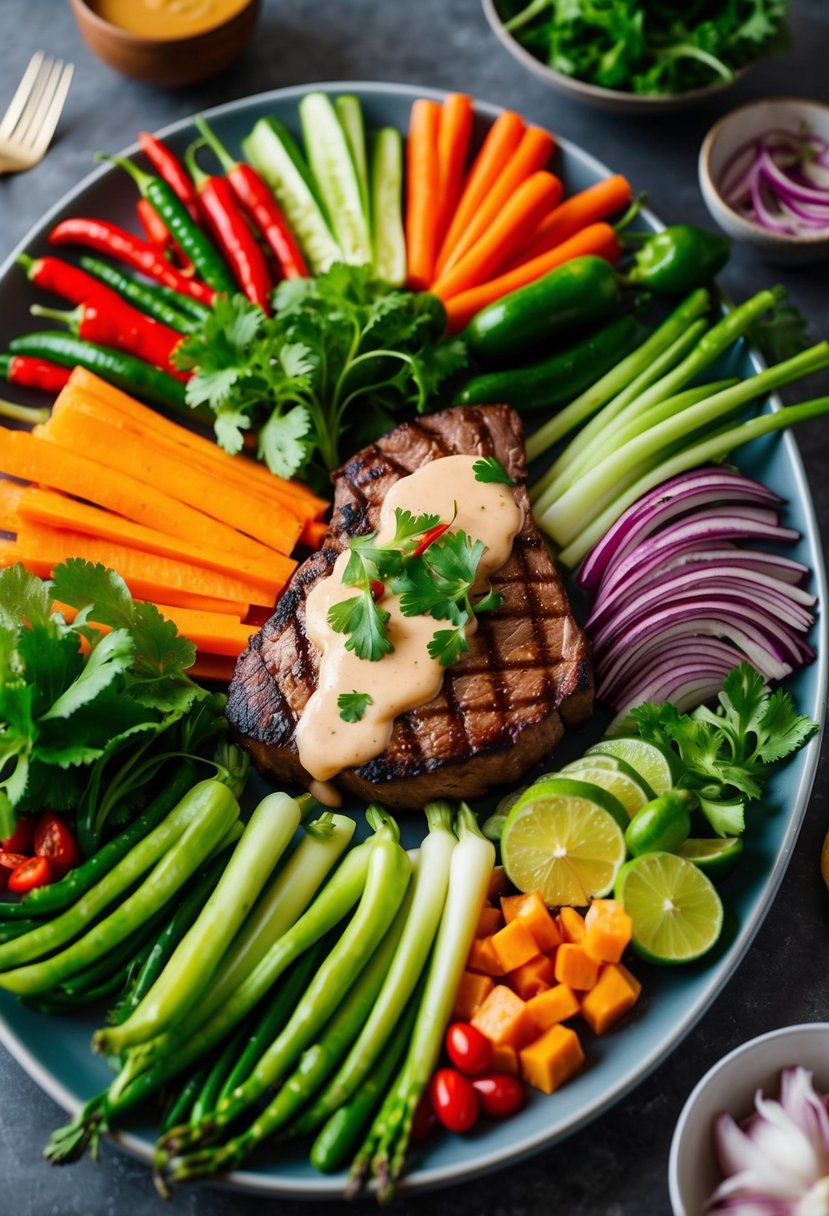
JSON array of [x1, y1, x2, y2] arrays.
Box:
[[501, 777, 627, 907], [624, 791, 692, 856], [615, 852, 723, 964], [586, 737, 675, 796], [560, 758, 654, 819], [676, 836, 744, 881]]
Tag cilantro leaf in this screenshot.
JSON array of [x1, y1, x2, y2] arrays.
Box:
[[749, 297, 811, 363], [327, 592, 393, 663], [337, 690, 374, 723], [473, 456, 515, 486], [428, 625, 470, 667], [258, 404, 312, 478], [0, 563, 51, 630], [40, 628, 134, 721]]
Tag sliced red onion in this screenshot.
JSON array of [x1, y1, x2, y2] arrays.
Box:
[[607, 663, 737, 732], [759, 148, 829, 206], [723, 125, 829, 235]]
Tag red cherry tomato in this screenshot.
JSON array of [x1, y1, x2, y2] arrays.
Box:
[[0, 852, 30, 871], [445, 1022, 493, 1076], [34, 812, 80, 878], [472, 1073, 525, 1119], [8, 855, 53, 893], [428, 1068, 479, 1134], [410, 1092, 438, 1144], [1, 818, 35, 854]]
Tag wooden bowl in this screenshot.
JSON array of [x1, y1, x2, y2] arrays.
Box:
[[69, 0, 261, 89]]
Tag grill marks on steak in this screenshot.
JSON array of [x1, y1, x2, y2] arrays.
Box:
[[227, 405, 593, 808]]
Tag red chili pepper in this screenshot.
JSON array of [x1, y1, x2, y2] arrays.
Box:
[[17, 252, 104, 304], [30, 299, 187, 381], [185, 141, 273, 311], [195, 115, 309, 280], [412, 521, 451, 558], [49, 217, 216, 305], [139, 131, 201, 226], [8, 854, 53, 893], [0, 353, 71, 392], [369, 579, 385, 601]]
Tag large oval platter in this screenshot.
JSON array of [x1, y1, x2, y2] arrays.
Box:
[[0, 83, 825, 1198]]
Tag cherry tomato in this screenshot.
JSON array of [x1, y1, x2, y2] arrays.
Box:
[[445, 1022, 493, 1076], [34, 812, 80, 878], [1, 818, 35, 854], [472, 1073, 525, 1119], [410, 1092, 438, 1144], [0, 852, 30, 871], [8, 855, 53, 893], [428, 1068, 479, 1134]]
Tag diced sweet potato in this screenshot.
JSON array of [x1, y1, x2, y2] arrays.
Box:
[[452, 970, 495, 1021], [507, 953, 556, 1000], [467, 936, 505, 977], [476, 905, 503, 938], [487, 866, 510, 902], [491, 919, 541, 972], [554, 943, 600, 991], [526, 983, 580, 1032], [471, 984, 536, 1048], [557, 906, 586, 944], [520, 1023, 585, 1094], [617, 962, 642, 1000], [583, 899, 633, 963], [501, 890, 562, 952], [580, 962, 642, 1035], [490, 1042, 519, 1076]]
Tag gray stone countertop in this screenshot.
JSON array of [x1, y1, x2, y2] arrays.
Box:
[[0, 2, 827, 1213]]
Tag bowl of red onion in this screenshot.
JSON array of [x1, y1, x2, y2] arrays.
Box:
[[698, 97, 829, 264], [669, 1022, 829, 1215]]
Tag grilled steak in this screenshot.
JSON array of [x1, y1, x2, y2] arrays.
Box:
[[227, 405, 593, 808]]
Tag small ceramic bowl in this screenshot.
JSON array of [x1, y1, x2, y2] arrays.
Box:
[[699, 97, 829, 264], [669, 1022, 829, 1216], [481, 0, 747, 115], [69, 0, 261, 89]]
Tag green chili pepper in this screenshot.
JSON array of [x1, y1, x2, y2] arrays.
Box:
[[623, 225, 731, 295], [624, 789, 694, 857], [78, 256, 203, 333]]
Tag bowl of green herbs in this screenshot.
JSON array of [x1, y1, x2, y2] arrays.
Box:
[[482, 0, 791, 114]]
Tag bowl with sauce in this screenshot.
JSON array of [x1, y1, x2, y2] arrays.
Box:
[[69, 0, 261, 88]]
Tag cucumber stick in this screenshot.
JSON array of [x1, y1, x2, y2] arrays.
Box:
[[371, 127, 406, 286], [243, 117, 341, 274], [299, 92, 372, 267], [335, 95, 370, 221]]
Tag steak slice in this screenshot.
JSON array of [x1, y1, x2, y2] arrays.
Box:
[[227, 405, 593, 809]]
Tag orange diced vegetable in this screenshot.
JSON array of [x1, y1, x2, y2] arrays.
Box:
[[580, 963, 642, 1035], [501, 891, 562, 953], [526, 983, 580, 1032], [487, 866, 510, 902], [466, 936, 505, 978], [583, 899, 633, 964], [491, 919, 541, 973], [519, 1023, 585, 1094], [557, 906, 586, 944], [553, 943, 600, 991], [617, 962, 643, 1001], [476, 905, 503, 938], [507, 953, 556, 1001], [490, 1042, 519, 1076], [471, 984, 535, 1049], [451, 970, 495, 1021]]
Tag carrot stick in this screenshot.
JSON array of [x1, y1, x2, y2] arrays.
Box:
[[54, 599, 257, 657], [512, 174, 633, 265], [299, 518, 329, 550], [40, 405, 302, 556], [438, 126, 558, 277], [434, 109, 526, 278], [188, 653, 238, 683], [0, 540, 21, 568], [431, 172, 564, 301], [435, 93, 474, 248], [17, 486, 293, 596], [0, 429, 274, 565], [442, 222, 622, 333], [405, 99, 442, 290], [0, 480, 25, 532]]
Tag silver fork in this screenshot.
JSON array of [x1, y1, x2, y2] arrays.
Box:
[[0, 52, 74, 175]]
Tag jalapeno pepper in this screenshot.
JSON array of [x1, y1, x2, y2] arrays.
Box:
[[78, 257, 202, 334], [30, 300, 187, 381], [622, 225, 731, 295], [184, 140, 273, 311], [138, 131, 201, 225], [194, 114, 309, 280], [97, 154, 236, 295]]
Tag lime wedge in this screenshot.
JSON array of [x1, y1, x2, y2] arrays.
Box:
[[676, 836, 744, 881], [615, 852, 723, 964], [501, 777, 627, 907], [560, 758, 654, 819], [586, 737, 675, 796]]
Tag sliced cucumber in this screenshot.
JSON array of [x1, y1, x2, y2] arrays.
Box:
[[371, 127, 406, 286], [243, 117, 341, 274], [299, 92, 372, 267], [335, 94, 370, 223]]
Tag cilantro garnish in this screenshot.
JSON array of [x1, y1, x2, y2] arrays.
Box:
[[473, 456, 515, 487], [337, 690, 374, 723], [632, 663, 818, 837], [174, 267, 468, 482]]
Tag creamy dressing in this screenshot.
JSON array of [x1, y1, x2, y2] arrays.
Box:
[[94, 0, 249, 38], [296, 455, 522, 783]]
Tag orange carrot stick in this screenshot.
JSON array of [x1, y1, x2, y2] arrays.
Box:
[[439, 126, 558, 277], [0, 480, 25, 532], [435, 93, 475, 247], [442, 222, 621, 333], [55, 599, 257, 657], [405, 99, 442, 290], [188, 653, 238, 683], [512, 174, 633, 265], [431, 171, 564, 301], [434, 109, 526, 277], [299, 518, 329, 550]]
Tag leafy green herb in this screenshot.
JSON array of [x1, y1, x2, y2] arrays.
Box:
[[328, 593, 393, 663], [337, 690, 374, 723], [473, 456, 515, 486], [174, 267, 467, 481], [632, 662, 818, 836], [749, 295, 811, 363]]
